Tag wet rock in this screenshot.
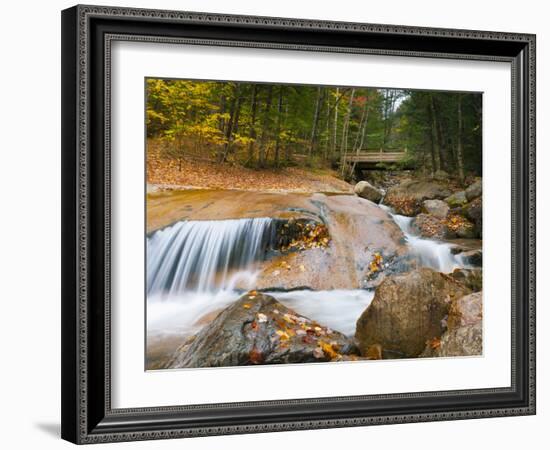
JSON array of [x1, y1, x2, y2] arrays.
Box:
[[451, 268, 482, 292], [411, 213, 451, 239], [385, 180, 452, 216], [449, 239, 482, 255], [354, 180, 383, 203], [445, 191, 468, 208], [465, 179, 482, 201], [361, 252, 416, 289], [166, 293, 358, 368], [355, 268, 472, 357], [447, 291, 482, 330], [251, 194, 411, 291], [422, 199, 450, 219], [459, 249, 482, 266], [450, 239, 482, 265], [421, 323, 482, 357]]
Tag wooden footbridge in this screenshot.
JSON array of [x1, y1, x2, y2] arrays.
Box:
[[341, 150, 408, 171]]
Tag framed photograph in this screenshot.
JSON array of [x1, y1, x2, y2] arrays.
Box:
[[61, 4, 536, 444]]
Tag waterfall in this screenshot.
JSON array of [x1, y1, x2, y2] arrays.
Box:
[[147, 218, 276, 297], [146, 202, 469, 356], [379, 205, 466, 273]]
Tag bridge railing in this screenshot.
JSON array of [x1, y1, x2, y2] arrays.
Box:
[[341, 149, 407, 163]]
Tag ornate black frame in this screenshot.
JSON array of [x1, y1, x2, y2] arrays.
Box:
[[61, 4, 536, 444]]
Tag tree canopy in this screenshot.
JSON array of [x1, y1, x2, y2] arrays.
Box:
[[146, 78, 482, 181]]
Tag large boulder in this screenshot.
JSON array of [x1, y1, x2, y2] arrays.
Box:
[[250, 194, 411, 291], [447, 291, 482, 330], [445, 191, 468, 208], [355, 268, 471, 357], [354, 180, 383, 203], [451, 268, 482, 292], [465, 179, 482, 201], [422, 199, 450, 219], [385, 180, 452, 216], [421, 323, 482, 357], [421, 290, 483, 358], [166, 293, 358, 368]]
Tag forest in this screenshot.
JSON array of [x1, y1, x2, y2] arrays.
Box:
[[146, 78, 482, 183]]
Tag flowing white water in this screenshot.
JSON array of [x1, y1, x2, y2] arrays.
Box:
[[148, 289, 375, 339], [379, 204, 466, 273], [147, 217, 374, 338], [147, 218, 275, 296], [269, 290, 375, 336], [147, 205, 469, 344]]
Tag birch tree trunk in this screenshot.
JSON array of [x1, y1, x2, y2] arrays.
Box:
[[340, 88, 355, 176], [332, 87, 339, 158], [309, 86, 323, 163]]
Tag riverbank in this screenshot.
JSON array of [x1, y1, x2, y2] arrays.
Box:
[[147, 155, 353, 194]]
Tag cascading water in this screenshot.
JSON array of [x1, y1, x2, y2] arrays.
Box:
[[147, 203, 470, 361], [147, 218, 276, 297], [379, 204, 467, 273], [147, 218, 277, 339], [146, 217, 374, 341]]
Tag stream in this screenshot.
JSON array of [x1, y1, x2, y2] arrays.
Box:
[[146, 196, 470, 357]]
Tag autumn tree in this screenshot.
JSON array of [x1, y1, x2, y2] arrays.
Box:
[[146, 79, 481, 179]]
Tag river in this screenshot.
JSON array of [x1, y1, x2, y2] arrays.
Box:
[[145, 190, 473, 368]]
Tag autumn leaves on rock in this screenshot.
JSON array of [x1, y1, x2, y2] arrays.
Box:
[[167, 293, 359, 368]]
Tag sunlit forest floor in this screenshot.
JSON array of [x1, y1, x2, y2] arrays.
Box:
[[147, 154, 353, 193]]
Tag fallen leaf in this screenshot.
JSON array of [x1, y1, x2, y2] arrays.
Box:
[[276, 330, 290, 341], [249, 348, 263, 364], [283, 314, 296, 325], [428, 337, 442, 350], [319, 341, 339, 359]]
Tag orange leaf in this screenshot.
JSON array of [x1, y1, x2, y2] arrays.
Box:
[[428, 337, 442, 350], [249, 348, 263, 364]]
